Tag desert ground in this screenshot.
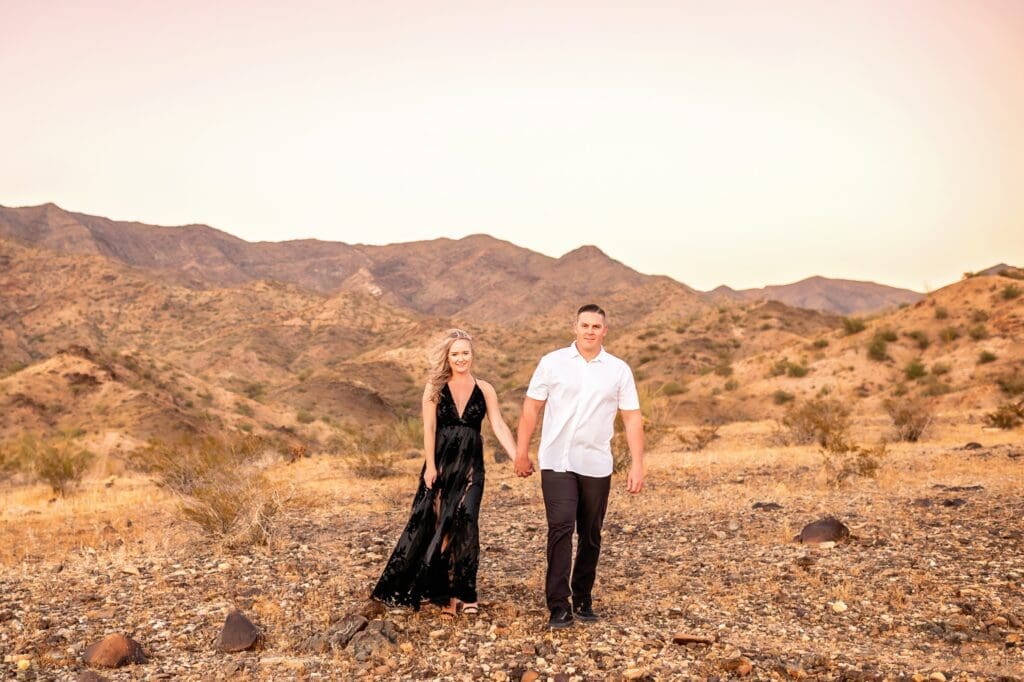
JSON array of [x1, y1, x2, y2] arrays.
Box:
[[1, 416, 1022, 682]]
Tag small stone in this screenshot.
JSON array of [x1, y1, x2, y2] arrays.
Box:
[[672, 632, 715, 645], [721, 656, 753, 676], [16, 659, 30, 671], [83, 634, 147, 668], [795, 518, 850, 544], [429, 629, 445, 639], [521, 671, 540, 682], [831, 601, 848, 613], [76, 672, 108, 682], [623, 668, 644, 679], [400, 642, 414, 653], [219, 610, 261, 652], [929, 674, 947, 682]]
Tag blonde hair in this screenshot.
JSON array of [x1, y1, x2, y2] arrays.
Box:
[[427, 329, 474, 402]]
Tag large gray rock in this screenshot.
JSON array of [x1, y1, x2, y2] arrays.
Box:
[[794, 517, 850, 544], [219, 609, 261, 653]]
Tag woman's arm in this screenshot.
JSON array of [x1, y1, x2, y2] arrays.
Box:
[[478, 380, 518, 462], [422, 383, 438, 488]]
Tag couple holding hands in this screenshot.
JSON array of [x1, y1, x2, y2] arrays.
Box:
[[373, 304, 645, 630]]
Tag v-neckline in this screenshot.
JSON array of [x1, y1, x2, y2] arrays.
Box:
[[446, 381, 477, 420]]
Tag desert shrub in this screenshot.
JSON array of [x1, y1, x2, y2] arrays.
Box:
[[713, 357, 733, 377], [782, 398, 851, 449], [842, 317, 866, 335], [19, 433, 94, 496], [930, 362, 951, 376], [1002, 284, 1021, 300], [724, 378, 739, 391], [235, 402, 254, 417], [996, 370, 1024, 397], [903, 358, 927, 381], [137, 434, 288, 546], [822, 441, 886, 488], [772, 390, 795, 405], [243, 383, 266, 401], [612, 384, 669, 472], [968, 324, 989, 341], [813, 338, 830, 349], [971, 310, 989, 323], [978, 351, 997, 364], [884, 396, 933, 442], [867, 334, 890, 362], [661, 381, 687, 396], [906, 330, 930, 350], [677, 424, 721, 452], [934, 306, 949, 320], [984, 400, 1024, 430], [878, 328, 898, 342], [939, 326, 960, 343], [296, 409, 316, 424], [770, 357, 809, 378], [343, 417, 424, 478], [921, 375, 953, 397]]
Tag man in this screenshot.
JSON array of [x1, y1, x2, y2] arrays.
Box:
[[515, 303, 644, 629]]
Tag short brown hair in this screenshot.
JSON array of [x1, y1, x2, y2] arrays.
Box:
[[576, 303, 606, 319]]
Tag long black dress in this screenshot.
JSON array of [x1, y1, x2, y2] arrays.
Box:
[[372, 382, 486, 608]]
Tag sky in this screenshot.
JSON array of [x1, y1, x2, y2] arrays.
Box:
[[2, 0, 1023, 292]]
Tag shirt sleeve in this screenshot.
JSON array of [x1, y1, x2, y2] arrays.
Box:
[[617, 364, 640, 410], [525, 356, 550, 401]]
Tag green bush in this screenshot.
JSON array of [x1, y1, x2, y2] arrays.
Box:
[[1002, 284, 1021, 300], [978, 351, 997, 364], [296, 410, 315, 424], [971, 310, 989, 323], [843, 317, 866, 335], [21, 434, 94, 496], [822, 441, 886, 488], [934, 306, 950, 320], [867, 334, 890, 362], [724, 378, 739, 391], [878, 328, 898, 342], [813, 338, 830, 349], [662, 381, 687, 396], [906, 330, 930, 350], [984, 400, 1024, 429], [921, 376, 953, 397], [930, 363, 951, 376], [772, 390, 795, 405], [968, 324, 989, 341], [996, 371, 1024, 397], [236, 402, 254, 417], [903, 358, 927, 380], [939, 327, 960, 343]]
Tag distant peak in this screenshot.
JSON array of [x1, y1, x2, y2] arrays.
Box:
[[560, 244, 607, 260]]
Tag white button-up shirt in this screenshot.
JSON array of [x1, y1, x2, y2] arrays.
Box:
[[526, 342, 640, 477]]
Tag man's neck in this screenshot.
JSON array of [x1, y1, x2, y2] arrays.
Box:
[[575, 342, 601, 362]]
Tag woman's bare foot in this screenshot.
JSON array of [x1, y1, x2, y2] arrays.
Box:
[[461, 601, 479, 616]]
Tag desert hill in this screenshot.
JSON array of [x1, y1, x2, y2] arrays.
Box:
[[706, 275, 923, 315]]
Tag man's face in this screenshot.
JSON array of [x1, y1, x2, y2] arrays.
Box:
[[573, 311, 608, 353]]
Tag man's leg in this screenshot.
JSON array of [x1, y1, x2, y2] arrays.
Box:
[[570, 473, 611, 607], [541, 470, 578, 612]]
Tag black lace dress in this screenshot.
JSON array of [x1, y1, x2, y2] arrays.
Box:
[[372, 382, 486, 608]]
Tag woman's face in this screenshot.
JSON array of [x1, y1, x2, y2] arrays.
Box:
[[448, 339, 473, 374]]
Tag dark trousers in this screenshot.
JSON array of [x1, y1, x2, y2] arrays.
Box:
[[540, 470, 611, 611]]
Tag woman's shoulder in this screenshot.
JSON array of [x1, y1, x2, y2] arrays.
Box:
[[475, 378, 496, 395]]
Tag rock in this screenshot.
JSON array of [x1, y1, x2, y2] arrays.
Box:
[[348, 619, 396, 662], [928, 674, 946, 682], [429, 629, 445, 639], [76, 672, 108, 682], [721, 656, 753, 676], [521, 671, 540, 682], [962, 442, 983, 450], [404, 449, 421, 459], [752, 502, 782, 511], [494, 450, 510, 464], [672, 632, 715, 645], [82, 634, 147, 668], [358, 599, 385, 619], [831, 601, 848, 613], [623, 668, 644, 680], [219, 609, 261, 652], [942, 498, 967, 508], [795, 517, 850, 544], [329, 614, 368, 649]]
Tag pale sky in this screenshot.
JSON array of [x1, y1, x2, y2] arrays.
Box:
[[2, 0, 1022, 292]]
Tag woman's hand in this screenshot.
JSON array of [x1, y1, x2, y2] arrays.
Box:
[[423, 464, 438, 489]]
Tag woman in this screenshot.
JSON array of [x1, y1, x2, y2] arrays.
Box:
[[372, 329, 517, 617]]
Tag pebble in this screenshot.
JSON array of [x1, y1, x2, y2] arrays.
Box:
[[831, 601, 848, 613]]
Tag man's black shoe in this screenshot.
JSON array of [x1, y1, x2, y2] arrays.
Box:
[[573, 598, 599, 622], [548, 606, 574, 629]]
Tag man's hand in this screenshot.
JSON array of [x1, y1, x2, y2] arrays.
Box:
[[513, 454, 535, 477], [626, 462, 644, 493]]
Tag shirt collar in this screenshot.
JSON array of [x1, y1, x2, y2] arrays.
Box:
[[569, 342, 606, 362]]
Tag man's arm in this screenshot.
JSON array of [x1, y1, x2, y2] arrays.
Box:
[[621, 408, 644, 493], [514, 397, 544, 477]]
